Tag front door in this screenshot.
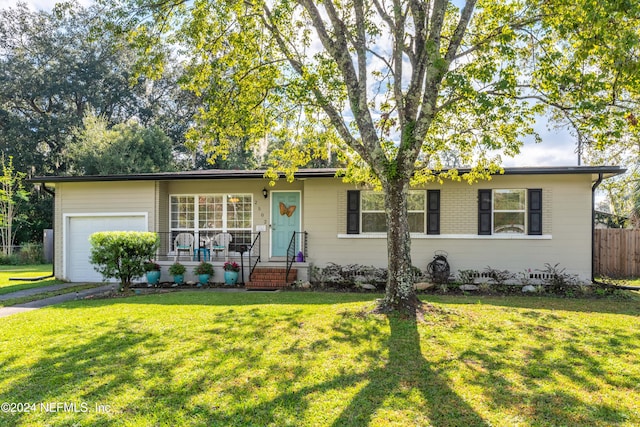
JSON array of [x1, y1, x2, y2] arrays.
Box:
[[271, 191, 301, 257]]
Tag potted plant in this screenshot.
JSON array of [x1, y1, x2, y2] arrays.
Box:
[[223, 261, 240, 285], [169, 262, 186, 285], [144, 261, 161, 286], [194, 261, 214, 287]]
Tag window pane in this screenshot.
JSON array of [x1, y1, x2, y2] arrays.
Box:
[[227, 194, 252, 230], [361, 192, 385, 211], [170, 196, 194, 229], [407, 191, 425, 211], [494, 189, 525, 211], [199, 195, 223, 229], [362, 213, 386, 232], [408, 212, 425, 233], [494, 212, 525, 233]]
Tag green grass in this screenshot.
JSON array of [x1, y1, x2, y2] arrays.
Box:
[[0, 264, 63, 296], [0, 292, 639, 426]]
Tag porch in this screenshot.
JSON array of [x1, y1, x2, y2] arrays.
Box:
[[150, 231, 309, 288]]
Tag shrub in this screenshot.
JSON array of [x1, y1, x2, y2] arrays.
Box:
[[18, 243, 44, 264], [169, 262, 186, 275], [89, 231, 159, 292], [223, 261, 240, 272], [194, 261, 214, 275], [484, 266, 515, 285], [144, 261, 161, 272], [539, 263, 583, 296], [0, 254, 19, 265], [457, 269, 478, 285]]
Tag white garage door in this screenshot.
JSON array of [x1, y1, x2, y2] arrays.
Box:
[[66, 215, 147, 282]]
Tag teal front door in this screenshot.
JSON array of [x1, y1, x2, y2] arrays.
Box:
[[271, 191, 301, 257]]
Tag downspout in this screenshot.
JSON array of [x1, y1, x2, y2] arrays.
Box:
[[591, 173, 604, 283], [42, 183, 55, 279]]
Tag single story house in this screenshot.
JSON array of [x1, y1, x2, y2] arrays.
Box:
[[30, 166, 624, 286]]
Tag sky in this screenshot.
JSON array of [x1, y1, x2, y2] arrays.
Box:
[[1, 0, 582, 168]]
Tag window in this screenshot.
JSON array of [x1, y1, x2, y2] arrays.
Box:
[[493, 189, 526, 233], [358, 191, 426, 233], [478, 189, 542, 235], [170, 194, 253, 247]]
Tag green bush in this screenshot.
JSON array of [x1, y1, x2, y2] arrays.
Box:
[[0, 254, 20, 265], [18, 243, 44, 264], [169, 262, 186, 276], [89, 231, 160, 291], [194, 261, 214, 275]]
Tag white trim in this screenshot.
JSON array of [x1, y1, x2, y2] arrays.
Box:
[[338, 233, 552, 240], [63, 212, 149, 281], [269, 190, 302, 259]]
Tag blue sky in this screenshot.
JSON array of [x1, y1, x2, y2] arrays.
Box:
[[1, 0, 582, 168]]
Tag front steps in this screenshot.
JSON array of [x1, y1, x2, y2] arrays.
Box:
[[246, 267, 297, 290]]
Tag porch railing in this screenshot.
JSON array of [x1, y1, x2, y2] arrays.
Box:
[[286, 231, 307, 283], [153, 231, 261, 263], [247, 232, 261, 281]]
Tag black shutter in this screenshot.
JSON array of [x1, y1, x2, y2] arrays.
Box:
[[427, 190, 440, 235], [478, 189, 492, 235], [528, 189, 543, 235], [346, 190, 360, 234]]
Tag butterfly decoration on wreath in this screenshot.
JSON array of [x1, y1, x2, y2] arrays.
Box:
[[279, 202, 297, 217]]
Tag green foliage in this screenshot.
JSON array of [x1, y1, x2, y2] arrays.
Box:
[[168, 262, 186, 276], [539, 263, 584, 297], [194, 261, 214, 275], [0, 155, 29, 256], [89, 231, 160, 291], [144, 261, 161, 272], [17, 243, 44, 265], [68, 113, 177, 175], [457, 269, 478, 285], [483, 266, 516, 286]]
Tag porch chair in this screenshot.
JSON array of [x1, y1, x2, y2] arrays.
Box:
[[174, 233, 195, 261], [211, 232, 233, 261]]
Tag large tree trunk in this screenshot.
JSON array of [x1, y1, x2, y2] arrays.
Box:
[[378, 177, 421, 316]]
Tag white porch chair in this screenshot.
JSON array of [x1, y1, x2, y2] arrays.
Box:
[[211, 232, 233, 261], [174, 233, 195, 261]]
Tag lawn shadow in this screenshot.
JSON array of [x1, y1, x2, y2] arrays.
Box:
[[329, 311, 490, 426]]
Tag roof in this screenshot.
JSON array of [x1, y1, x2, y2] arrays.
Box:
[[29, 165, 625, 184]]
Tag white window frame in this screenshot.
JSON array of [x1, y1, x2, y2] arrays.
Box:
[[169, 193, 253, 241], [492, 189, 526, 234], [360, 190, 426, 234]]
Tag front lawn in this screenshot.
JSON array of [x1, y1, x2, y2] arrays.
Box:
[[0, 292, 639, 426], [0, 264, 62, 296]]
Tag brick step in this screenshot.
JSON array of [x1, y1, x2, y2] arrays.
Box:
[[246, 267, 297, 290]]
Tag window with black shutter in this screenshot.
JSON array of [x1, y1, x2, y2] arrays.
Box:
[[427, 190, 440, 235], [478, 189, 492, 235]]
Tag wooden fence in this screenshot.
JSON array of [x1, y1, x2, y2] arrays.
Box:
[[594, 229, 640, 278]]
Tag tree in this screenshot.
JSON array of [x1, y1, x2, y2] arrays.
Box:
[[0, 2, 199, 176], [67, 113, 177, 175], [89, 231, 160, 292], [113, 0, 640, 315], [0, 155, 28, 256]]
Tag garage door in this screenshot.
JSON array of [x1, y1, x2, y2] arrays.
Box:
[[66, 215, 147, 282]]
